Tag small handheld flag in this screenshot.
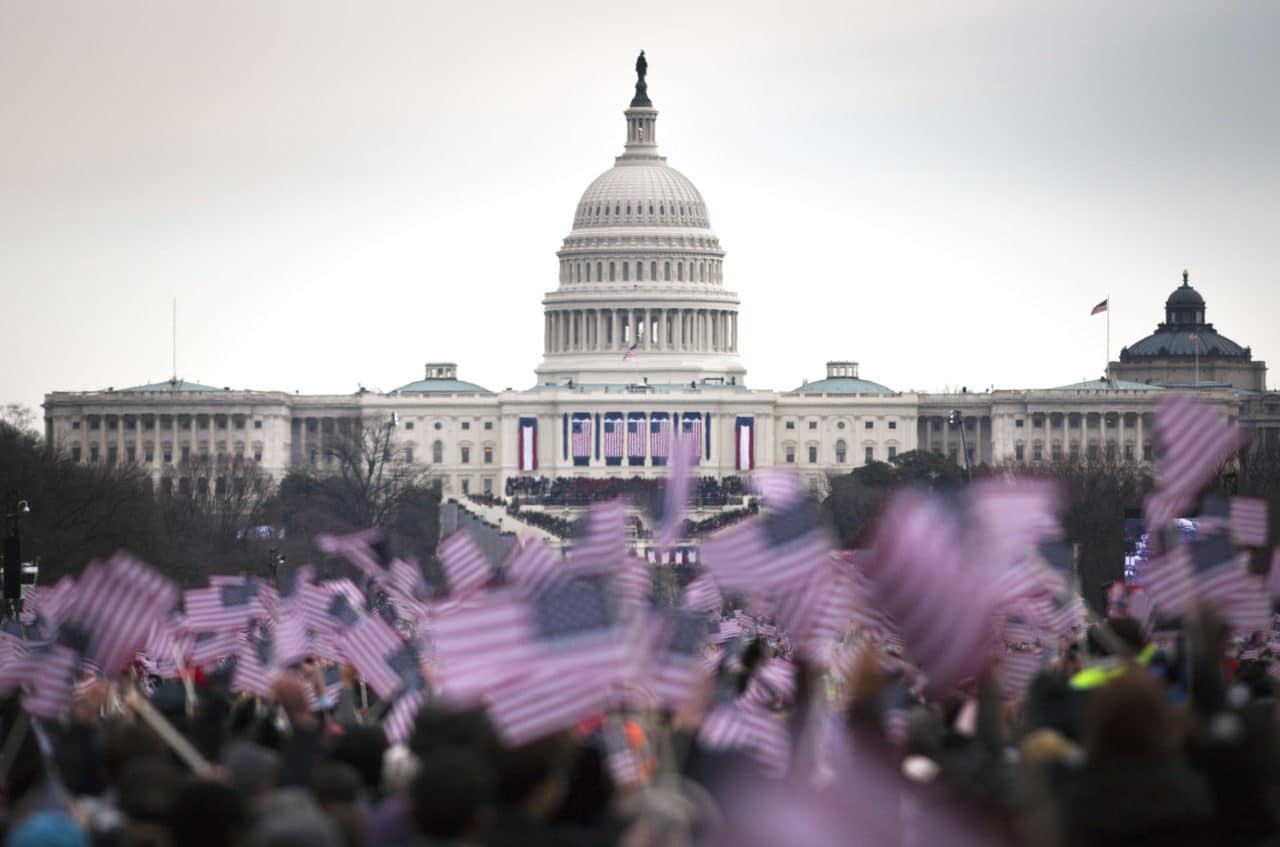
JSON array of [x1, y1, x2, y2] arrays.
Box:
[[622, 341, 638, 360]]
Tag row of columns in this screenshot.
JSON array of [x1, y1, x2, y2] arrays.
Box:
[[559, 258, 723, 286], [545, 308, 738, 355]]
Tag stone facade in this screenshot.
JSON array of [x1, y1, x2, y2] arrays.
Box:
[[41, 70, 1276, 499]]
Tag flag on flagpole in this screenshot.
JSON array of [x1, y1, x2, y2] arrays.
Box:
[[622, 341, 638, 360], [1091, 298, 1109, 316]]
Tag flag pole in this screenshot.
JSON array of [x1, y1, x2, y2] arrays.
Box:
[[1105, 294, 1110, 381]]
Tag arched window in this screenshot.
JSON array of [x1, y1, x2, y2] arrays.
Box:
[[637, 261, 644, 281], [615, 204, 620, 216], [604, 205, 610, 217], [700, 261, 706, 281], [659, 204, 665, 216], [835, 440, 847, 463], [594, 205, 600, 217], [651, 261, 658, 280], [432, 441, 443, 463], [626, 203, 631, 215], [664, 261, 671, 281], [677, 262, 684, 281], [576, 263, 582, 283], [609, 262, 616, 281], [648, 204, 654, 215], [596, 262, 602, 281], [622, 262, 628, 281], [585, 263, 591, 282]]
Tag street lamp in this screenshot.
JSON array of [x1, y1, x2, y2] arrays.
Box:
[[4, 491, 31, 611], [948, 411, 973, 481]]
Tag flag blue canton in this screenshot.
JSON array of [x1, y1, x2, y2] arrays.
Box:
[[533, 578, 614, 640]]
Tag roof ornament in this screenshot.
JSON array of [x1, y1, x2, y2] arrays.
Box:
[[631, 50, 652, 107], [1183, 268, 1189, 286]]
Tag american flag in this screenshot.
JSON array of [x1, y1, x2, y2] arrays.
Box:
[[622, 341, 638, 360], [189, 630, 241, 665], [741, 658, 796, 709], [1146, 394, 1243, 529], [315, 528, 387, 587], [383, 687, 428, 744], [523, 576, 624, 679], [484, 668, 611, 746], [603, 416, 624, 461], [1229, 497, 1269, 548], [681, 416, 703, 465], [715, 617, 743, 644], [650, 611, 716, 710], [145, 616, 195, 677], [65, 554, 179, 677], [431, 590, 534, 703], [650, 416, 672, 463], [0, 631, 28, 694], [680, 575, 723, 616], [999, 646, 1044, 702], [439, 531, 495, 599], [627, 416, 646, 461], [698, 702, 790, 777], [652, 431, 696, 551], [232, 621, 276, 697], [571, 417, 592, 461], [701, 491, 832, 646], [862, 489, 998, 692], [565, 500, 627, 577], [185, 577, 266, 634], [19, 641, 80, 720], [505, 538, 562, 595], [342, 615, 416, 699]]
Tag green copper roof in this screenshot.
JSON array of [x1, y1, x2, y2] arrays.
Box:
[[792, 377, 895, 395], [1048, 379, 1164, 392], [394, 378, 492, 395], [119, 379, 223, 392]]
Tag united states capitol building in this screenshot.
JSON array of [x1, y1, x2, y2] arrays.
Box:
[[42, 58, 1277, 501]]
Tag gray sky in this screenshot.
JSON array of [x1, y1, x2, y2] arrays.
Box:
[[4, 0, 1278, 414]]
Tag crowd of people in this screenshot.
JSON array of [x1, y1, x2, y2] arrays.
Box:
[[5, 610, 1280, 846], [680, 505, 758, 539], [503, 477, 749, 509]]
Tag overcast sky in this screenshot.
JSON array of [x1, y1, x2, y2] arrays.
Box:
[[3, 1, 1277, 414]]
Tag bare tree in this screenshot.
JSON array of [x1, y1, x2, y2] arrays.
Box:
[[273, 418, 441, 565], [2, 404, 38, 438]]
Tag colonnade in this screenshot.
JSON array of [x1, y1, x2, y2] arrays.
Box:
[[544, 307, 738, 354]]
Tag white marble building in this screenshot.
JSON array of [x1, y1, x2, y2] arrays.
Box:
[[42, 61, 1267, 499]]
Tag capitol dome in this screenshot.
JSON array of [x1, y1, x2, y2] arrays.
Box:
[[572, 165, 711, 230], [536, 54, 745, 389]]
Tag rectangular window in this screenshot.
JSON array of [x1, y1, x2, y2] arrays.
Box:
[[181, 446, 191, 463], [864, 420, 873, 429], [107, 446, 118, 464], [483, 478, 493, 495], [483, 447, 493, 464], [90, 446, 99, 463], [72, 420, 81, 430], [1034, 417, 1044, 428], [461, 421, 471, 431], [107, 418, 117, 431], [71, 446, 82, 462], [484, 421, 494, 430], [1015, 419, 1024, 428], [785, 421, 795, 430], [405, 448, 414, 463], [1033, 445, 1043, 462], [785, 446, 795, 464], [461, 447, 471, 464], [865, 446, 875, 463], [1143, 443, 1153, 461], [254, 420, 263, 429], [965, 419, 975, 431], [808, 446, 818, 463], [405, 421, 415, 430], [253, 449, 262, 462], [888, 420, 897, 430], [145, 450, 153, 463], [163, 449, 172, 463], [234, 418, 245, 430], [89, 418, 99, 430], [1015, 444, 1025, 461], [887, 446, 897, 460], [1124, 444, 1134, 461], [126, 447, 136, 462], [808, 421, 818, 430], [461, 478, 470, 495]]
